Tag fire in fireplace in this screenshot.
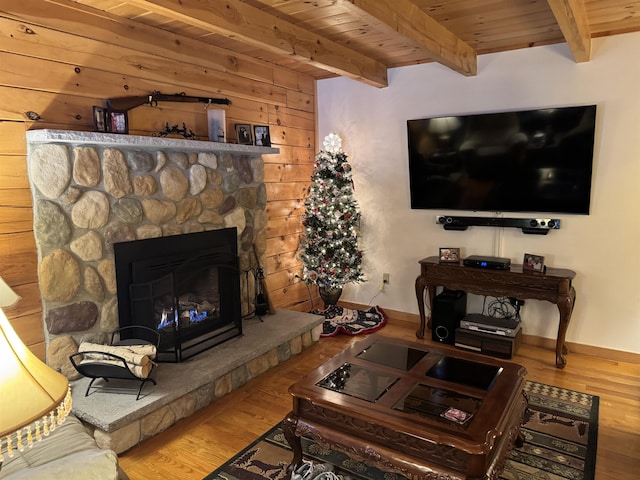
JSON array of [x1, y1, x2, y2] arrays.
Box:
[[114, 228, 242, 362]]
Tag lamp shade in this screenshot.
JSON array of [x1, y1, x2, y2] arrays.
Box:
[[0, 307, 71, 458], [0, 276, 20, 308]]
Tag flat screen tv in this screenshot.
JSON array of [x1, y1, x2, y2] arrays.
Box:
[[407, 105, 597, 214]]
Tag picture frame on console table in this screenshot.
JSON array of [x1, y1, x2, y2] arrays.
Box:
[[523, 253, 545, 272], [439, 247, 460, 263]]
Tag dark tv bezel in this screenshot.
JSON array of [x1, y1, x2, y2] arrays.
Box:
[[407, 105, 597, 216]]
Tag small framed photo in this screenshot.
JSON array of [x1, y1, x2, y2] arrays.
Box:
[[523, 253, 545, 272], [439, 247, 460, 263], [107, 110, 129, 134], [235, 124, 253, 145], [253, 125, 271, 147], [441, 407, 473, 425], [93, 106, 107, 132]]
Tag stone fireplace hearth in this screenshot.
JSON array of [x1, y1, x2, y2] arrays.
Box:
[[26, 129, 278, 375], [71, 310, 323, 454]]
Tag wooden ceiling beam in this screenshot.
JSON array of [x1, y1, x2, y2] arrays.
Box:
[[340, 0, 477, 76], [546, 0, 591, 62], [120, 0, 389, 88]]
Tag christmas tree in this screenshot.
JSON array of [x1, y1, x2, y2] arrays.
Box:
[[298, 133, 364, 291]]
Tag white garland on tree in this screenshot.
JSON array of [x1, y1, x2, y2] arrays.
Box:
[[298, 133, 364, 289]]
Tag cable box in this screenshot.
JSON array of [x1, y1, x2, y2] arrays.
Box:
[[460, 314, 520, 337], [463, 255, 511, 270], [455, 327, 522, 359]]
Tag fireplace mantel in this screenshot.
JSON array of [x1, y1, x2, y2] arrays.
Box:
[[26, 129, 280, 154]]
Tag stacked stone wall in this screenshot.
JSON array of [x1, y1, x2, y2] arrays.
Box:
[[27, 140, 268, 376]]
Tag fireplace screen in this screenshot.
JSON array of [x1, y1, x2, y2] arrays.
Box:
[[115, 229, 242, 362]]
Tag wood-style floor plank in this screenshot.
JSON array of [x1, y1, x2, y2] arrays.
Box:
[[118, 319, 640, 480]]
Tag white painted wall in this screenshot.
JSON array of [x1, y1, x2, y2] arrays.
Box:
[[317, 32, 640, 354]]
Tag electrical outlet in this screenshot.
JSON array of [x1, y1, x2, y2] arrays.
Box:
[[383, 273, 390, 285]]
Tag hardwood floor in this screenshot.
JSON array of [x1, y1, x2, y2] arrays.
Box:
[[118, 319, 640, 480]]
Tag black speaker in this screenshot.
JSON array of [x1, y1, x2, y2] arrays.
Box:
[[436, 215, 560, 234], [432, 290, 467, 344]]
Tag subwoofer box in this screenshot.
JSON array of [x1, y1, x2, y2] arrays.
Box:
[[431, 290, 467, 345]]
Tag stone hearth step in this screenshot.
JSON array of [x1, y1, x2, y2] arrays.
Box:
[[70, 310, 324, 454]]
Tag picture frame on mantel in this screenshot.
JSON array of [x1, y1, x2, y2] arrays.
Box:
[[235, 124, 253, 145], [108, 110, 129, 134], [93, 107, 128, 134], [93, 106, 107, 132], [253, 125, 271, 147]]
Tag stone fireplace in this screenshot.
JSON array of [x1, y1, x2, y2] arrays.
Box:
[[26, 129, 277, 372], [24, 130, 324, 454]]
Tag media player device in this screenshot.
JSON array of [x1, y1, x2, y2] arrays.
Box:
[[459, 314, 520, 337], [463, 255, 511, 270]]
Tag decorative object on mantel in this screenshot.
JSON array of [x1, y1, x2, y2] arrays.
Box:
[[312, 305, 387, 336], [208, 109, 226, 142], [106, 90, 230, 113], [298, 133, 364, 307], [154, 122, 197, 139], [0, 275, 72, 466], [24, 111, 41, 121]]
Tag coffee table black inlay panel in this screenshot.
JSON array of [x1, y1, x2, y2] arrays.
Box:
[[426, 356, 503, 390], [356, 341, 428, 370]]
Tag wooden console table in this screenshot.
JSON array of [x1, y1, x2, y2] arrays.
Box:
[[415, 256, 576, 368]]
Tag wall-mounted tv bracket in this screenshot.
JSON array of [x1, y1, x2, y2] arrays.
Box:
[[436, 216, 560, 235]]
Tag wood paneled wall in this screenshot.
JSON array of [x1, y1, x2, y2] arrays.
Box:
[[0, 1, 319, 359]]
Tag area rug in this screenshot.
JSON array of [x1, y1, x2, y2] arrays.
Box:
[[204, 380, 598, 480], [311, 305, 387, 336]]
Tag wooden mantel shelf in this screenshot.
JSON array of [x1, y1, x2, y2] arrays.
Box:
[[26, 129, 280, 155]]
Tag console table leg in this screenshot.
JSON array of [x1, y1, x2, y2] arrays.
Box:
[[415, 276, 428, 339], [282, 413, 303, 475], [555, 287, 576, 369]]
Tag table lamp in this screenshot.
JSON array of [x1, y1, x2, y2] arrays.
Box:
[[0, 275, 71, 466]]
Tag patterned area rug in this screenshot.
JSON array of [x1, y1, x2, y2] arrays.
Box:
[[311, 305, 387, 336], [204, 381, 598, 480]]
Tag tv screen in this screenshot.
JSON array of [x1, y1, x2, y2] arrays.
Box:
[[407, 105, 597, 214]]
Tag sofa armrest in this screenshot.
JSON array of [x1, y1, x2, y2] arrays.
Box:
[[0, 414, 120, 480]]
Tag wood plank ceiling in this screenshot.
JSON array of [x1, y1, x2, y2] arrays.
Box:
[[67, 0, 640, 87]]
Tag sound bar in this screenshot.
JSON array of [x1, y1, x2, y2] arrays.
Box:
[[436, 216, 560, 235]]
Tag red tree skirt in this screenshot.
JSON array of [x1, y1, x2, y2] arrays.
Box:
[[311, 305, 387, 336]]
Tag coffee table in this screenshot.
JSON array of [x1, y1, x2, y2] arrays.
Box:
[[282, 335, 527, 480]]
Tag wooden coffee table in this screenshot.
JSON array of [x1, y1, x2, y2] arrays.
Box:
[[282, 335, 527, 480]]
